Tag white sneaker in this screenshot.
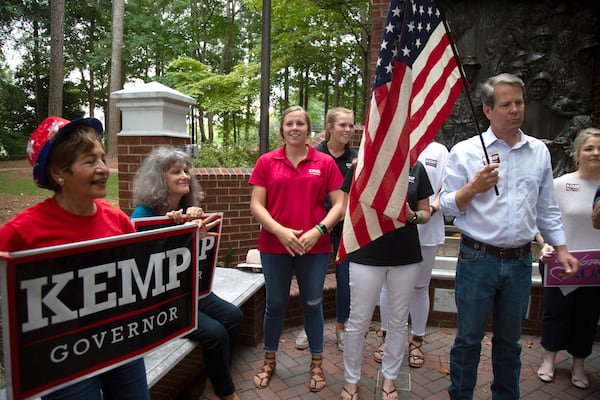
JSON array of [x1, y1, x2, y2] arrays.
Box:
[[295, 329, 308, 350]]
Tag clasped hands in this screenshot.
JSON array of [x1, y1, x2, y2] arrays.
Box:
[[165, 207, 220, 238], [276, 225, 322, 256]]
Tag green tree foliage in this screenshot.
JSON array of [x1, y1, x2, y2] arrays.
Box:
[[63, 0, 113, 115], [164, 57, 261, 144], [0, 63, 37, 158], [192, 142, 258, 168], [248, 0, 368, 122], [0, 0, 371, 159]]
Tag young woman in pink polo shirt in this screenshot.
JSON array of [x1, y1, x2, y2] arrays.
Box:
[[249, 106, 345, 393]]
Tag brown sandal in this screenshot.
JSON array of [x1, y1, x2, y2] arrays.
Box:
[[341, 384, 358, 400], [254, 352, 276, 389], [309, 354, 326, 392], [408, 336, 424, 368], [382, 387, 398, 400]]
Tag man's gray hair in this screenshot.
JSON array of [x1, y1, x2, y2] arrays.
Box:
[[480, 73, 525, 108]]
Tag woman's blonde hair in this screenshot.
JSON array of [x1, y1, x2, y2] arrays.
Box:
[[573, 127, 600, 165]]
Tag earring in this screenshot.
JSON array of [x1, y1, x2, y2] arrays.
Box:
[[58, 177, 65, 186]]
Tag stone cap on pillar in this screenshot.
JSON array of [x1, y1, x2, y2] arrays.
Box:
[[111, 81, 197, 138]]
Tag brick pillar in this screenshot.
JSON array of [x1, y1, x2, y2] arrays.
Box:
[[195, 167, 259, 266], [111, 82, 197, 214], [370, 0, 388, 89]]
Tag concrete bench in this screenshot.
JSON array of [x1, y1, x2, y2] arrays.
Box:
[[432, 255, 543, 286], [428, 255, 545, 336]]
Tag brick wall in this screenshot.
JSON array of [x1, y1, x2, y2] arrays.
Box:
[[195, 168, 259, 267], [117, 135, 257, 267]]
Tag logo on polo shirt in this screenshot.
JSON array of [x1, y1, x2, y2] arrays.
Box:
[[565, 183, 580, 192], [424, 158, 438, 168], [308, 168, 321, 176]]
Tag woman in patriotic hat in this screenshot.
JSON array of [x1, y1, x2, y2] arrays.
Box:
[[0, 116, 150, 399]]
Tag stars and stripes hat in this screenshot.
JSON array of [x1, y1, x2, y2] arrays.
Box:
[[27, 116, 104, 188]]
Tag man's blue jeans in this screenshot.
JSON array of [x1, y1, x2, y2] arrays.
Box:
[[448, 241, 532, 400], [261, 253, 328, 354]]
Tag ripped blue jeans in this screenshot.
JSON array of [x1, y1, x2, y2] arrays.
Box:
[[260, 253, 328, 354]]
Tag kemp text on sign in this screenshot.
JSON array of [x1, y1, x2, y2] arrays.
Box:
[[132, 212, 223, 299]]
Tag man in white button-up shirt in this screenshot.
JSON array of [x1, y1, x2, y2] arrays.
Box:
[[440, 73, 579, 400]]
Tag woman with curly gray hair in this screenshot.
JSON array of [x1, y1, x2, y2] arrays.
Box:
[[131, 146, 242, 400], [132, 146, 205, 218]]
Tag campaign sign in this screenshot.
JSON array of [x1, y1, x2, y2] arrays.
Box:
[[0, 224, 198, 400], [544, 249, 600, 287], [132, 212, 223, 299]]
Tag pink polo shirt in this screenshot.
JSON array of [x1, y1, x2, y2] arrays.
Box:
[[249, 145, 343, 254]]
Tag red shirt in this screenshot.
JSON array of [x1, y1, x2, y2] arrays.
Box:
[[0, 197, 135, 252], [249, 145, 343, 254]]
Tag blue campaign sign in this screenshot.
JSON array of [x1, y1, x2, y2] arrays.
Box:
[[0, 224, 198, 400]]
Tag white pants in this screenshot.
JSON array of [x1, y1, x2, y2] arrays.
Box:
[[380, 245, 437, 336], [343, 262, 420, 383]]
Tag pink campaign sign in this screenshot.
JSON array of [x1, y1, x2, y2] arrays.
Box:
[[544, 249, 600, 287]]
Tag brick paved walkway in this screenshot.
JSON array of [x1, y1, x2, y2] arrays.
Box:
[[199, 320, 600, 400]]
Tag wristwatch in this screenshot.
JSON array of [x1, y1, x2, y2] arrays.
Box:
[[316, 223, 328, 235], [408, 213, 418, 224]]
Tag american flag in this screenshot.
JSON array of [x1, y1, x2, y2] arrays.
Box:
[[337, 0, 463, 260]]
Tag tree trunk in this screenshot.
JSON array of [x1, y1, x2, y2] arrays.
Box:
[[198, 108, 207, 143], [207, 111, 214, 143], [244, 97, 252, 141], [107, 0, 125, 157], [233, 113, 238, 143], [32, 19, 45, 123], [283, 66, 290, 110], [219, 0, 235, 73], [333, 59, 341, 107], [87, 14, 96, 117], [48, 0, 64, 116], [302, 68, 309, 110]]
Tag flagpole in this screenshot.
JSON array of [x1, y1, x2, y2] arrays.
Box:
[[435, 0, 499, 196]]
